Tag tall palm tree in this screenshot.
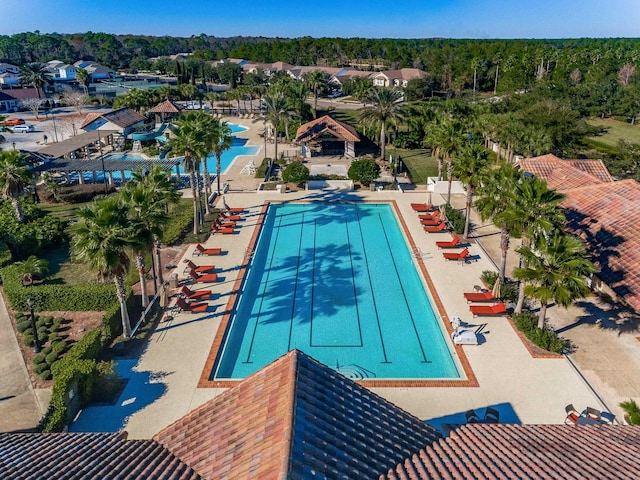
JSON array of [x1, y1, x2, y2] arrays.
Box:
[[428, 116, 464, 203], [506, 177, 566, 313], [452, 139, 490, 239], [0, 150, 33, 223], [263, 91, 291, 165], [359, 87, 405, 162], [475, 163, 524, 281], [515, 232, 597, 329], [303, 70, 328, 118], [167, 114, 208, 234], [19, 63, 51, 98], [75, 68, 91, 95], [208, 118, 232, 195], [72, 196, 143, 338]]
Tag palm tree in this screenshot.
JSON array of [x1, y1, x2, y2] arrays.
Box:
[[75, 68, 91, 95], [19, 63, 51, 98], [514, 232, 597, 329], [263, 91, 291, 165], [359, 88, 405, 162], [0, 150, 33, 222], [72, 196, 144, 338], [452, 139, 490, 239], [167, 114, 208, 234], [428, 116, 464, 203], [475, 163, 524, 281], [208, 118, 232, 195], [15, 256, 49, 286], [303, 70, 328, 118], [507, 176, 566, 313]]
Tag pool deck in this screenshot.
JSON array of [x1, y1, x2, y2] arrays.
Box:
[[68, 118, 633, 438]]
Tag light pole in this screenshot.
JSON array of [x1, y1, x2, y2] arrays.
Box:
[[27, 298, 41, 353], [97, 130, 108, 194]]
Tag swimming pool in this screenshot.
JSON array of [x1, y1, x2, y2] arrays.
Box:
[[212, 202, 461, 381]]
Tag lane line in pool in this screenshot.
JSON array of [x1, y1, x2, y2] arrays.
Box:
[[377, 212, 430, 364], [344, 216, 364, 348], [243, 211, 283, 364], [287, 213, 305, 351], [309, 218, 317, 346], [355, 210, 390, 364]]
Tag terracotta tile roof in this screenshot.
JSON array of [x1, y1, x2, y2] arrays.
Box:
[[148, 100, 182, 114], [382, 424, 640, 479], [518, 154, 614, 190], [1, 87, 39, 100], [80, 108, 146, 130], [561, 179, 640, 312], [0, 432, 200, 479], [294, 115, 360, 143], [154, 350, 441, 479]]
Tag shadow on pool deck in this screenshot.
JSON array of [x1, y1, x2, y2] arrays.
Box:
[[426, 402, 521, 436], [68, 360, 170, 433]]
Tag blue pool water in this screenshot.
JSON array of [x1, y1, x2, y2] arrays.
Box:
[[213, 203, 461, 380]]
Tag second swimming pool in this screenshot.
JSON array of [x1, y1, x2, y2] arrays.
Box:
[[212, 202, 461, 381]]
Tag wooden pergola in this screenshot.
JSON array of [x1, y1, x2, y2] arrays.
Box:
[[294, 115, 360, 158]]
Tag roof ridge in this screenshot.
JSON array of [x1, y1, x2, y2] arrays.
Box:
[[279, 349, 299, 477]]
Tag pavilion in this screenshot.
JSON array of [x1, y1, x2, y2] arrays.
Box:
[[294, 115, 360, 158]]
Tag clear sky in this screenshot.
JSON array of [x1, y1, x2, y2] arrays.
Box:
[[2, 0, 639, 38]]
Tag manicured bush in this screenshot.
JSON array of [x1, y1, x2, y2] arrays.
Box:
[[38, 370, 52, 381], [23, 334, 34, 347], [348, 158, 380, 185], [443, 204, 465, 234], [33, 354, 46, 365], [48, 332, 60, 343], [41, 346, 53, 356], [481, 270, 498, 288], [42, 316, 54, 327], [0, 239, 12, 268], [34, 362, 49, 374], [53, 317, 64, 327], [256, 158, 271, 178], [16, 321, 31, 333], [37, 327, 49, 339], [53, 340, 67, 354], [160, 200, 195, 246], [282, 162, 310, 184], [512, 311, 569, 354], [50, 324, 60, 333], [15, 312, 27, 322], [45, 352, 58, 365]]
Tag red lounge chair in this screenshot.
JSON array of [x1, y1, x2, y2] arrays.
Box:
[[225, 207, 245, 214], [443, 248, 470, 261], [175, 297, 208, 313], [220, 212, 242, 221], [564, 404, 580, 425], [463, 290, 496, 302], [211, 227, 235, 235], [436, 236, 460, 249], [213, 218, 237, 228], [183, 259, 215, 275], [189, 269, 219, 283], [469, 303, 507, 316], [193, 244, 222, 256], [418, 211, 440, 221], [423, 222, 447, 233], [411, 203, 434, 212], [421, 218, 443, 227], [179, 285, 211, 300]]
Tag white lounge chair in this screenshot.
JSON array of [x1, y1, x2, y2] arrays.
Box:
[[452, 329, 478, 345]]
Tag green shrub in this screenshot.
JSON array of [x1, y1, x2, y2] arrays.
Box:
[[33, 354, 46, 365], [34, 362, 49, 374], [23, 334, 34, 347], [53, 340, 67, 354], [41, 346, 53, 356], [50, 324, 60, 333], [48, 332, 60, 343], [16, 321, 31, 333], [160, 200, 195, 245], [37, 327, 49, 339], [256, 158, 271, 178], [53, 317, 64, 327], [443, 204, 465, 234], [45, 352, 58, 365], [38, 370, 52, 381], [42, 316, 54, 327], [282, 162, 310, 184], [481, 270, 498, 288], [15, 312, 27, 322], [0, 239, 12, 268], [512, 311, 569, 354], [348, 158, 380, 185], [23, 327, 33, 337], [36, 318, 46, 329], [500, 281, 518, 302]]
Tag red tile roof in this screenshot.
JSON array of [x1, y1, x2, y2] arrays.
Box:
[[561, 179, 640, 312], [518, 154, 614, 189], [154, 350, 441, 479], [80, 108, 146, 130], [148, 100, 182, 114], [382, 424, 640, 479], [295, 115, 360, 143], [0, 432, 200, 479]]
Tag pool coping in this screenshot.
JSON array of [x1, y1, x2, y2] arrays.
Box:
[[198, 200, 478, 388]]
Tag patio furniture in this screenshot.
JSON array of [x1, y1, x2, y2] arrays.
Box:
[[179, 285, 211, 300], [193, 244, 222, 256], [175, 297, 208, 314], [465, 409, 479, 423], [220, 212, 242, 221], [469, 303, 507, 316], [421, 218, 443, 227], [211, 226, 235, 235], [564, 404, 580, 425], [600, 411, 616, 425], [443, 248, 470, 262], [586, 407, 601, 421], [411, 203, 434, 212], [423, 222, 448, 233], [436, 236, 461, 249], [452, 329, 478, 345], [183, 259, 215, 275], [213, 219, 237, 229], [418, 211, 440, 221], [463, 291, 496, 302], [484, 407, 500, 424], [188, 269, 219, 283], [576, 416, 601, 426], [224, 206, 245, 214]]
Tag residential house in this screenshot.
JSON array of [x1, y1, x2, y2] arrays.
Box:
[[1, 350, 638, 479], [517, 154, 640, 313], [80, 107, 147, 139], [73, 60, 115, 80], [0, 87, 40, 112], [0, 62, 20, 85], [371, 68, 427, 88]]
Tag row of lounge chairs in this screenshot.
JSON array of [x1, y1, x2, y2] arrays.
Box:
[[211, 207, 247, 235], [565, 404, 616, 425]]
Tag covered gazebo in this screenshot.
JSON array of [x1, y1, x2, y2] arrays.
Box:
[[148, 100, 183, 124], [294, 115, 360, 158]]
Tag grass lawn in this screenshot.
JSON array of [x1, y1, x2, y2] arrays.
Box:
[[586, 118, 640, 152], [399, 149, 439, 184]]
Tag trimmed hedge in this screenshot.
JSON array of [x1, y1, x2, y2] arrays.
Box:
[[443, 204, 465, 235], [1, 265, 118, 312], [512, 311, 569, 354], [160, 200, 195, 246]]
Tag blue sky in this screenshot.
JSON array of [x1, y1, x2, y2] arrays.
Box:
[[2, 0, 638, 38]]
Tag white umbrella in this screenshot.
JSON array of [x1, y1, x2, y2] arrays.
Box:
[[492, 276, 502, 299], [159, 285, 168, 308]]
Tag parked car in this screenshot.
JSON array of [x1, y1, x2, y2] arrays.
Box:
[[1, 118, 25, 126], [12, 124, 35, 133]]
